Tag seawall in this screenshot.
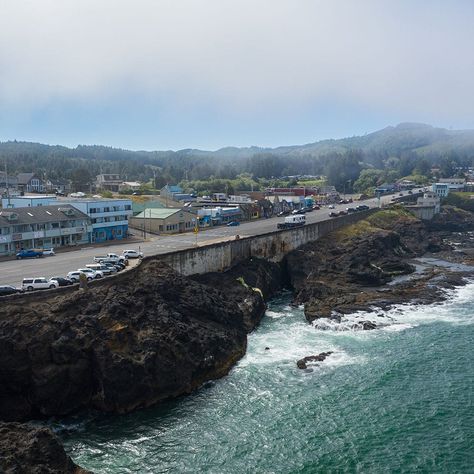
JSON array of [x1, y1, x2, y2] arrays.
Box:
[[156, 210, 377, 275]]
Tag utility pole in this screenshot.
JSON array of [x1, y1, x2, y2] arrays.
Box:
[[4, 156, 11, 208]]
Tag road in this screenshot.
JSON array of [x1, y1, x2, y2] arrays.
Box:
[[0, 194, 399, 288]]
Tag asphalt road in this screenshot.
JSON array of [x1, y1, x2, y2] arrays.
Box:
[[0, 194, 397, 288]]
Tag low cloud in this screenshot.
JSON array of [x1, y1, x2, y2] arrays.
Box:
[[1, 0, 473, 123]]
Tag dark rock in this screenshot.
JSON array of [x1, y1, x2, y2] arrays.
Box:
[[351, 321, 377, 331], [296, 351, 333, 369], [0, 260, 267, 421], [0, 422, 91, 473]]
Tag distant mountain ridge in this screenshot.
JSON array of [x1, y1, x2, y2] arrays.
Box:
[[2, 123, 474, 161]]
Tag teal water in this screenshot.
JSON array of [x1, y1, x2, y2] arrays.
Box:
[[61, 283, 474, 473]]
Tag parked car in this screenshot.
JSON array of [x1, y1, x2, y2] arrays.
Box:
[[0, 285, 23, 296], [77, 268, 103, 279], [16, 249, 43, 259], [312, 205, 320, 210], [41, 248, 56, 256], [329, 212, 338, 217], [328, 204, 335, 209], [93, 253, 125, 263], [50, 277, 74, 287], [356, 204, 370, 211], [100, 262, 119, 273], [86, 263, 115, 275], [338, 210, 348, 216], [346, 207, 356, 213], [67, 271, 88, 282], [22, 278, 59, 291], [101, 260, 125, 270], [226, 221, 240, 227], [277, 210, 290, 217], [122, 249, 144, 259]]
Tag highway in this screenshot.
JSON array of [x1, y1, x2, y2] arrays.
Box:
[[0, 194, 397, 288]]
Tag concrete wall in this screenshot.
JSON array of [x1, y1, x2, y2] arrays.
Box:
[[155, 209, 376, 275]]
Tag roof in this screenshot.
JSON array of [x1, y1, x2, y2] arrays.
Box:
[[162, 185, 183, 193], [134, 208, 194, 219], [0, 204, 89, 226], [17, 173, 36, 185]]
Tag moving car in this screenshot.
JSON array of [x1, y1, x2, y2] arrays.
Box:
[[0, 285, 23, 296], [42, 248, 55, 256], [50, 277, 74, 287], [226, 221, 240, 227], [277, 214, 306, 229], [122, 249, 144, 259], [22, 278, 59, 291], [16, 249, 43, 259]]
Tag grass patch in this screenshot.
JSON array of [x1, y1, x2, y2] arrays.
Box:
[[332, 207, 416, 241]]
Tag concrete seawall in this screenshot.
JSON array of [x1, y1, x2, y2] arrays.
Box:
[[155, 210, 376, 275]]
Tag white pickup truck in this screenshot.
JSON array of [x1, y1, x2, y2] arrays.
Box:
[[93, 253, 125, 263]]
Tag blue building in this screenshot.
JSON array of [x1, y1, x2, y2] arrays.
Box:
[[60, 198, 133, 243]]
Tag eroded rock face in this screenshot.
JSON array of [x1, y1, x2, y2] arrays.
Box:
[[0, 422, 91, 473], [0, 261, 266, 421]]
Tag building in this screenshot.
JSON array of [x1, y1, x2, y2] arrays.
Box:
[[45, 178, 71, 195], [17, 173, 45, 193], [119, 181, 141, 192], [405, 192, 441, 220], [160, 185, 196, 202], [432, 183, 449, 197], [130, 208, 196, 234], [61, 198, 133, 243], [95, 174, 123, 192], [197, 206, 241, 226], [1, 195, 57, 209], [0, 204, 90, 256]]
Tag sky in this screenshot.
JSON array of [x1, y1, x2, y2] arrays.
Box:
[[1, 0, 474, 151]]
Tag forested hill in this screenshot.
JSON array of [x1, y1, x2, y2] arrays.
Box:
[[1, 123, 473, 188]]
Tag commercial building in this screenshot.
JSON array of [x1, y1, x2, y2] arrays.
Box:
[[1, 195, 57, 209], [130, 208, 196, 234], [61, 198, 133, 242], [0, 205, 90, 256]]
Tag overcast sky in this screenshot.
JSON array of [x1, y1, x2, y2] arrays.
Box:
[[1, 0, 473, 150]]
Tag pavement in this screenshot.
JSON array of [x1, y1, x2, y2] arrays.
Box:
[[0, 194, 398, 288]]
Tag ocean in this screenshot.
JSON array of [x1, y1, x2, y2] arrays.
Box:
[[61, 282, 474, 473]]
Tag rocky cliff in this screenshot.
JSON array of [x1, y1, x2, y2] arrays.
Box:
[[0, 259, 271, 422], [0, 422, 91, 473]]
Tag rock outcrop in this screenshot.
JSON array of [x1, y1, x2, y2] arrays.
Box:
[[0, 260, 267, 422], [0, 422, 91, 473], [296, 351, 333, 369], [284, 208, 473, 323]]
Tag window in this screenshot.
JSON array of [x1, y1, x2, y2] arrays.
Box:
[[159, 225, 163, 231], [116, 229, 122, 236], [125, 205, 132, 211]]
